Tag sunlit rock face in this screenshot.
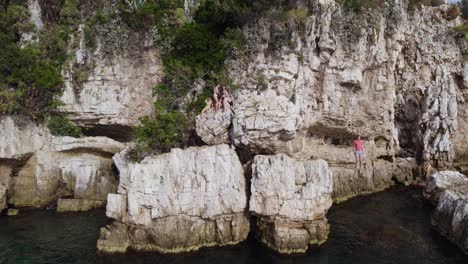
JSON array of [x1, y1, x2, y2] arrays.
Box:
[[98, 144, 249, 253], [196, 110, 232, 145], [424, 171, 468, 255], [0, 117, 124, 210], [250, 154, 333, 253], [225, 2, 465, 200], [54, 10, 164, 142]]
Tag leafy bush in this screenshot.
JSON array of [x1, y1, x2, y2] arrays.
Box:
[[125, 0, 147, 11], [132, 109, 188, 159], [47, 115, 82, 137], [463, 0, 468, 18], [170, 23, 225, 75], [336, 0, 385, 13], [0, 2, 65, 118], [454, 24, 468, 39]]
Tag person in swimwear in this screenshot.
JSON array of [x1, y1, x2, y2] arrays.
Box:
[[201, 97, 213, 114], [353, 135, 364, 171]]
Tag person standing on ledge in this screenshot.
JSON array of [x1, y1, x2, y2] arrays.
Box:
[[353, 135, 364, 171]]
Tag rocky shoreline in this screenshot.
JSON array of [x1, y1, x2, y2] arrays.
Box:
[[0, 0, 467, 257]]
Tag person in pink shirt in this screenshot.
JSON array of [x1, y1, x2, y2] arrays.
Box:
[[353, 135, 364, 171]]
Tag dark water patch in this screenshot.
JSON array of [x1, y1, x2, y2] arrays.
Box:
[[0, 187, 466, 264]]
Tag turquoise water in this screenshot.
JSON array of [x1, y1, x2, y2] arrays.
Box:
[[0, 187, 466, 264]]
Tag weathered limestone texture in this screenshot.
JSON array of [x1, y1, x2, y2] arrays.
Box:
[[0, 117, 124, 210], [250, 154, 333, 253], [57, 12, 164, 141], [225, 2, 465, 200], [57, 198, 105, 212], [98, 144, 249, 253], [424, 171, 468, 255], [0, 185, 6, 212], [232, 90, 297, 153], [196, 110, 232, 145]]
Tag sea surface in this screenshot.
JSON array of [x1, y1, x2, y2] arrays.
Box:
[[0, 187, 466, 264]]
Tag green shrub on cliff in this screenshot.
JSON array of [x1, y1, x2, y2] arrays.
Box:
[[0, 2, 65, 119], [47, 115, 82, 137], [454, 24, 468, 39], [0, 0, 83, 119]]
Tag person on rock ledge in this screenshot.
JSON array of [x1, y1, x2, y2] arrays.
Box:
[[201, 97, 213, 114], [353, 135, 365, 171]]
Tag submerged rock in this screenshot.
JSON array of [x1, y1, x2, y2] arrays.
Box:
[[250, 154, 333, 253], [424, 171, 468, 255], [57, 199, 106, 213], [195, 110, 232, 145], [6, 209, 19, 216], [98, 144, 249, 254]]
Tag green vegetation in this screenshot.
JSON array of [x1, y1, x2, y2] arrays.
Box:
[[454, 24, 468, 39], [463, 0, 468, 18], [47, 115, 82, 137], [130, 0, 248, 158], [0, 0, 80, 119], [336, 0, 386, 13]]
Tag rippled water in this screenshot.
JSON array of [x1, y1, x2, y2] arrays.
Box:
[[0, 187, 466, 264]]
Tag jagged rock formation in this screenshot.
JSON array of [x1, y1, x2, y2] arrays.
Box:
[[250, 154, 333, 253], [195, 110, 232, 145], [232, 90, 297, 153], [57, 11, 163, 141], [98, 144, 249, 253], [224, 2, 465, 200], [424, 171, 468, 255], [0, 117, 124, 211]]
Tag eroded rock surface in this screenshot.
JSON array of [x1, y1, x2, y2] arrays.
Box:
[[424, 171, 468, 254], [250, 154, 333, 253], [232, 90, 297, 153], [195, 110, 232, 145], [0, 117, 124, 210], [226, 2, 465, 200], [98, 144, 249, 253]]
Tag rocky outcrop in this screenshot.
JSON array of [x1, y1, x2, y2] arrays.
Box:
[[224, 2, 465, 200], [98, 144, 249, 253], [0, 185, 6, 212], [57, 198, 105, 212], [250, 154, 333, 253], [0, 117, 124, 211], [232, 90, 297, 153], [424, 171, 468, 254], [195, 110, 232, 145], [55, 6, 164, 141]]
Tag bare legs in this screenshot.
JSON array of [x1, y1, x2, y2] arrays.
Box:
[[355, 152, 362, 171]]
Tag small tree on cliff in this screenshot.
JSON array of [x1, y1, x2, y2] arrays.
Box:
[[463, 0, 468, 18]]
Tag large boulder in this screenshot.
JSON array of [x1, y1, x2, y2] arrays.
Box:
[[250, 154, 333, 253], [424, 171, 468, 254], [232, 90, 297, 153], [11, 137, 124, 209], [195, 110, 232, 145], [98, 144, 249, 253]]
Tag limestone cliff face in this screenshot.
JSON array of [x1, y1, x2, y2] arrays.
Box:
[[0, 117, 124, 211], [220, 2, 465, 200], [424, 171, 468, 254], [98, 145, 249, 253], [250, 154, 333, 253]]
